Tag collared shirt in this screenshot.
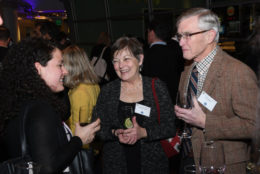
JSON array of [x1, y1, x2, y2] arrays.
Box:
[[150, 41, 167, 48], [191, 46, 218, 97]]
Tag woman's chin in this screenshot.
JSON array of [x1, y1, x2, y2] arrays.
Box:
[[50, 86, 64, 93]]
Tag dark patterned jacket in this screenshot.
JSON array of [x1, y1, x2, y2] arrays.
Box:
[[93, 76, 176, 174]]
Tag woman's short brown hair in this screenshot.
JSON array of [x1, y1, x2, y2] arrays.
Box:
[[111, 36, 143, 61]]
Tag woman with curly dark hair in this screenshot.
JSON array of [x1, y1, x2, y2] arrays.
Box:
[[0, 38, 100, 173]]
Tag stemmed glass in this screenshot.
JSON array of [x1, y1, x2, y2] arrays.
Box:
[[199, 141, 225, 174], [176, 91, 193, 139], [184, 165, 197, 174]]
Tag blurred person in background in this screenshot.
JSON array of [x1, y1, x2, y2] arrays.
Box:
[[63, 45, 100, 138], [91, 31, 117, 83], [143, 19, 183, 102], [63, 45, 101, 173], [0, 26, 10, 70], [31, 21, 60, 42]]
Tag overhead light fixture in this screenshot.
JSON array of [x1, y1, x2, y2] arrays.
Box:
[[34, 16, 49, 20]]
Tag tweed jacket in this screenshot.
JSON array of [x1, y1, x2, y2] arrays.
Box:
[[93, 76, 176, 174], [178, 47, 258, 174]]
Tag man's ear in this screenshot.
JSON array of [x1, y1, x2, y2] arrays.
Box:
[[34, 62, 42, 75], [207, 29, 217, 43]]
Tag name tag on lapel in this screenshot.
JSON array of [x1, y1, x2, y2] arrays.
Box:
[[198, 91, 217, 111], [135, 103, 151, 117]]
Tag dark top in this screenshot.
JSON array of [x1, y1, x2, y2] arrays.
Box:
[[0, 46, 8, 62], [92, 76, 176, 174], [0, 46, 8, 71], [118, 101, 145, 174], [3, 100, 83, 174], [142, 41, 184, 102]]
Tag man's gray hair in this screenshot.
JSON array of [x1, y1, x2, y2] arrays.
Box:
[[176, 8, 220, 42]]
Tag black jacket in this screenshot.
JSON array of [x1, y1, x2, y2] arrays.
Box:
[[142, 42, 184, 102], [3, 100, 83, 174], [93, 76, 176, 174]]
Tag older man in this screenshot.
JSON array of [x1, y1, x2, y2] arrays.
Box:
[[174, 8, 258, 174]]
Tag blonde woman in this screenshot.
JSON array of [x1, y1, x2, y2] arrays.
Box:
[[63, 45, 100, 142]]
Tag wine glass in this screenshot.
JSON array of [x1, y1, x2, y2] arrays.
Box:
[[199, 141, 225, 174], [184, 164, 197, 174], [176, 91, 193, 139]]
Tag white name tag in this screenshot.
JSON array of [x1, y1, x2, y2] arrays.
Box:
[[198, 91, 217, 111], [135, 103, 151, 117]]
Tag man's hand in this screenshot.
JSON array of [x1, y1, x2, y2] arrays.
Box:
[[175, 97, 206, 128]]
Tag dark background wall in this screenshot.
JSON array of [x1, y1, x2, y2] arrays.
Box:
[[69, 0, 206, 53]]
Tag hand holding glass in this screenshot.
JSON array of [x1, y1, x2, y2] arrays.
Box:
[[176, 91, 193, 139]]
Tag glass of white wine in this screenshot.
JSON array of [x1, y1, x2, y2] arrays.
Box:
[[175, 91, 193, 139], [199, 141, 225, 174]]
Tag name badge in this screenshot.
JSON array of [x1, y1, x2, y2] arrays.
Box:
[[198, 91, 217, 111], [135, 103, 151, 117]]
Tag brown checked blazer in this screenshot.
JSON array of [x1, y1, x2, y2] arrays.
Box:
[[178, 47, 258, 174]]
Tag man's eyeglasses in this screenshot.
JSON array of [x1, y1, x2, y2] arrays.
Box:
[[176, 30, 210, 42]]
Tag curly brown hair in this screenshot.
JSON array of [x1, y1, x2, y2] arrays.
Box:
[[0, 38, 68, 134]]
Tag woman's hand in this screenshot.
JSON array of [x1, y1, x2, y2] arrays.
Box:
[[116, 116, 147, 145], [74, 118, 101, 144]]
